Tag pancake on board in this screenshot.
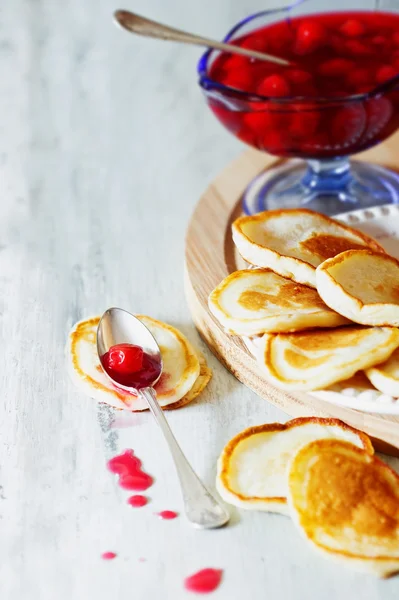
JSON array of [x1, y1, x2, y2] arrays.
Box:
[[256, 326, 399, 391], [232, 208, 385, 288], [365, 348, 399, 398], [67, 315, 211, 411], [208, 269, 350, 335], [316, 249, 399, 326], [216, 417, 373, 515], [288, 439, 399, 577]]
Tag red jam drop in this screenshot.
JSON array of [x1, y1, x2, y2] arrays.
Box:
[[157, 510, 178, 520], [101, 552, 117, 560], [184, 569, 223, 594], [106, 344, 143, 374], [107, 449, 153, 491], [127, 494, 148, 507]]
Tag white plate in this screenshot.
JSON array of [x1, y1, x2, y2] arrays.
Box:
[[244, 204, 399, 415]]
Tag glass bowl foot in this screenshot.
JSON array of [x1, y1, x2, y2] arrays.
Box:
[[243, 158, 399, 216]]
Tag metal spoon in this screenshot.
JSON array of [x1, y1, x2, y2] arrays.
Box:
[[114, 9, 290, 66], [97, 307, 230, 529]]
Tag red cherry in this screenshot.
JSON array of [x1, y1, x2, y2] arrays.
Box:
[[295, 21, 326, 54], [106, 344, 144, 374], [319, 58, 354, 77], [376, 65, 397, 84], [340, 19, 365, 38], [345, 40, 371, 56], [244, 111, 275, 133], [295, 20, 326, 55], [257, 74, 290, 97]]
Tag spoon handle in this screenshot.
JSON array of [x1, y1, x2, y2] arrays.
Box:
[[114, 9, 290, 66], [139, 387, 229, 529]]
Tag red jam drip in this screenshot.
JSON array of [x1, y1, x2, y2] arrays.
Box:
[[157, 510, 178, 520], [107, 449, 153, 491], [102, 344, 161, 389], [184, 569, 223, 594], [208, 11, 399, 158], [127, 494, 148, 507], [101, 552, 117, 560]]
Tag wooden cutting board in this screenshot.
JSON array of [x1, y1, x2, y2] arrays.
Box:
[[184, 134, 399, 456]]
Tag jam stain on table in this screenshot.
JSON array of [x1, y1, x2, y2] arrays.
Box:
[[127, 494, 149, 507], [156, 510, 178, 520], [101, 552, 117, 560], [107, 449, 153, 491], [184, 569, 223, 594]]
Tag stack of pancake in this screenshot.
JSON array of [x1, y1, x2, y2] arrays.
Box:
[[209, 208, 399, 395], [216, 416, 399, 577]]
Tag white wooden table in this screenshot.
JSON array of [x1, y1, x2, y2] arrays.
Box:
[[1, 1, 398, 598]]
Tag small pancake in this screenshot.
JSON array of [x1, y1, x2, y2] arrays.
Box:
[[317, 249, 399, 326], [208, 269, 350, 335], [287, 439, 399, 577], [67, 315, 209, 411], [232, 208, 384, 288], [365, 348, 399, 398], [256, 326, 399, 391], [216, 417, 373, 515]]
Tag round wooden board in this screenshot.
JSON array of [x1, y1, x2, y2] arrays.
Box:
[[185, 134, 399, 456]]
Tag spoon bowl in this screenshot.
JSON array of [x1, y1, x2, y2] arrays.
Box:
[[97, 308, 162, 391]]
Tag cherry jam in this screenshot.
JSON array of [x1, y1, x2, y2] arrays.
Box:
[[205, 11, 399, 158], [102, 343, 161, 389]]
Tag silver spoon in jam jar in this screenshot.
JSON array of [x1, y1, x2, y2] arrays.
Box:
[[114, 9, 291, 66], [97, 307, 230, 529]]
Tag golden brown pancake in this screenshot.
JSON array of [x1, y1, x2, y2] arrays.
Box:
[[232, 208, 384, 288], [208, 269, 349, 335], [216, 417, 373, 515], [316, 249, 399, 326], [256, 326, 399, 391], [288, 439, 399, 577]]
